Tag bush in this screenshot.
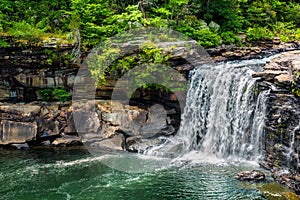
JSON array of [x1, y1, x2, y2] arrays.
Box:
[[272, 22, 296, 42], [246, 26, 273, 42], [39, 88, 53, 101], [53, 87, 71, 102], [221, 31, 241, 45], [194, 28, 221, 48], [7, 21, 45, 39], [0, 38, 9, 48]]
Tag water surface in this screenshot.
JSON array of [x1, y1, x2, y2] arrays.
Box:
[[0, 147, 269, 200]]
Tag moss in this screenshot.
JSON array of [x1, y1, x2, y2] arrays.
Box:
[[257, 182, 290, 200]]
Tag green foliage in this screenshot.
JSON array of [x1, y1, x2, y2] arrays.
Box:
[[246, 26, 274, 42], [53, 87, 71, 102], [7, 21, 45, 39], [87, 40, 186, 93], [39, 87, 71, 102], [271, 22, 296, 42], [0, 38, 9, 48], [292, 87, 300, 98], [194, 29, 221, 48], [0, 0, 300, 48], [39, 89, 53, 101], [221, 32, 241, 45]]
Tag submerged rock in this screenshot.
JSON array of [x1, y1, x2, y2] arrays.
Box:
[[235, 170, 266, 181], [257, 182, 294, 200]]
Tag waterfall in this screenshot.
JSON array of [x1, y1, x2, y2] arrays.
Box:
[[287, 121, 300, 167], [145, 59, 269, 163]]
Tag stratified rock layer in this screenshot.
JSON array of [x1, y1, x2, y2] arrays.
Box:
[[254, 50, 300, 193]]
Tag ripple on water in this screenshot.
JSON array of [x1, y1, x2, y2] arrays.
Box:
[[0, 149, 268, 200]]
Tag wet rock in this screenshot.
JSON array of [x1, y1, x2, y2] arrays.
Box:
[[125, 136, 165, 153], [272, 170, 300, 194], [273, 37, 281, 45], [283, 191, 300, 200], [257, 182, 296, 200], [0, 120, 37, 144], [81, 133, 104, 143], [37, 118, 60, 137], [100, 123, 119, 138], [10, 143, 29, 149], [252, 70, 288, 81], [64, 113, 77, 134], [92, 134, 125, 151], [52, 136, 82, 146], [235, 170, 266, 181]]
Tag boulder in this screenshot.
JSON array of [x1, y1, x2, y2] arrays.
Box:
[[252, 70, 288, 81], [0, 105, 40, 121], [235, 170, 266, 181], [0, 120, 37, 144], [92, 134, 125, 151], [138, 104, 167, 138], [125, 136, 165, 153], [72, 109, 100, 133], [81, 133, 104, 143], [274, 74, 292, 85], [52, 136, 82, 146], [64, 113, 77, 134]]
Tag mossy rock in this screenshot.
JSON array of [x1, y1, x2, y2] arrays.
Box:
[[257, 182, 299, 200], [283, 192, 300, 200]]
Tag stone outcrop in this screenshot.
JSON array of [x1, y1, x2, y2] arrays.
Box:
[[0, 120, 37, 144], [254, 50, 300, 193], [0, 36, 298, 102], [0, 100, 179, 151], [208, 41, 300, 62], [0, 39, 77, 102]]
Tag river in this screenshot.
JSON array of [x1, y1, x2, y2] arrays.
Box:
[[0, 147, 271, 200]]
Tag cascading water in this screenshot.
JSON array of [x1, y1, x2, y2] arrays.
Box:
[[287, 121, 300, 167], [146, 59, 269, 163]]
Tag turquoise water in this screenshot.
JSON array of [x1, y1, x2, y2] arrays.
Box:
[[0, 147, 267, 200]]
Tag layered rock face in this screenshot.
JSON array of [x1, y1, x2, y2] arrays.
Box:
[[253, 51, 300, 192], [0, 101, 179, 153], [0, 41, 77, 102]]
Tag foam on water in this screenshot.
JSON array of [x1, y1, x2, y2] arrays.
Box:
[[144, 58, 270, 165]]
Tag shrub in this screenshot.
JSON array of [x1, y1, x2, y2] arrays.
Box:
[[194, 28, 221, 48], [246, 26, 273, 42], [7, 21, 45, 39], [39, 88, 53, 101], [221, 31, 241, 45], [272, 22, 296, 42], [53, 87, 71, 102]]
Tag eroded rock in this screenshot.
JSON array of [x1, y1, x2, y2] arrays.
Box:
[[92, 134, 125, 151], [52, 136, 82, 146], [235, 170, 266, 181], [0, 120, 37, 144]]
